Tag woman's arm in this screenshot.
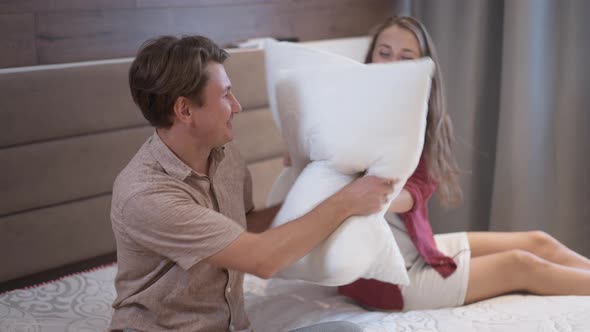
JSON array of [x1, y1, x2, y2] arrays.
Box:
[[388, 158, 437, 215], [387, 188, 414, 213]]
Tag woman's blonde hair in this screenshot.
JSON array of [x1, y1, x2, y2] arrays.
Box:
[[366, 16, 463, 206]]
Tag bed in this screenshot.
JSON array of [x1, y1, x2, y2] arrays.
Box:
[[2, 265, 589, 332], [1, 38, 589, 332]]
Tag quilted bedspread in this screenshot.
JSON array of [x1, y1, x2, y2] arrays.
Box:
[[1, 265, 589, 332]]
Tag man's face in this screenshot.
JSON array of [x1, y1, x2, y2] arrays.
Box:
[[190, 62, 242, 147]]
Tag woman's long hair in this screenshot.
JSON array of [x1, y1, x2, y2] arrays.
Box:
[[366, 16, 463, 206]]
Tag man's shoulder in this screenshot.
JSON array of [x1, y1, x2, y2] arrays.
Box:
[[111, 142, 172, 212]]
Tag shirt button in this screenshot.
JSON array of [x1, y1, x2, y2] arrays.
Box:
[[227, 287, 231, 293], [229, 324, 235, 331]]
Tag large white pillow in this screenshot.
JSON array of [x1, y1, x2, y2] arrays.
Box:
[[265, 40, 433, 286], [265, 40, 363, 206]]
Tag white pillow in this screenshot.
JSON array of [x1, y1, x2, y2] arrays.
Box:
[[265, 40, 434, 286], [264, 40, 361, 207]]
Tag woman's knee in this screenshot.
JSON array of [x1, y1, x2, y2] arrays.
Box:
[[507, 248, 549, 272], [527, 230, 559, 255], [499, 249, 545, 290]]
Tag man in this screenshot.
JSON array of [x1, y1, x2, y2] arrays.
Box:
[[109, 35, 395, 332]]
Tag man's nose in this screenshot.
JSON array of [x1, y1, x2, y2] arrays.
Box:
[[231, 93, 242, 113]]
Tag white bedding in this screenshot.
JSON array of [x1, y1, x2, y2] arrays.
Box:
[[1, 265, 589, 332], [245, 275, 590, 332]]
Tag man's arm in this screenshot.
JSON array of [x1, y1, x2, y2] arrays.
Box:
[[246, 205, 281, 233], [206, 176, 395, 279]]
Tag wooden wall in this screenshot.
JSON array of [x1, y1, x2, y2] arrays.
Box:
[[0, 0, 396, 68]]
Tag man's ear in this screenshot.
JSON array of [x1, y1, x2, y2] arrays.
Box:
[[172, 96, 194, 124]]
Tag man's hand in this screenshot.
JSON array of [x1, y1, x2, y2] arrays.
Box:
[[206, 175, 397, 279], [336, 176, 398, 217]]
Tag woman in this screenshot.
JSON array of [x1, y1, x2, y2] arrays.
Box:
[[337, 16, 590, 311]]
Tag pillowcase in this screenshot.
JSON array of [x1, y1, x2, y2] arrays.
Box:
[[265, 39, 434, 286]]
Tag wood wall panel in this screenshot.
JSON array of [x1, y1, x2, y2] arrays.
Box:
[[287, 0, 393, 41], [0, 13, 36, 68], [136, 0, 283, 8], [0, 0, 395, 68], [0, 0, 136, 14], [35, 9, 156, 63]]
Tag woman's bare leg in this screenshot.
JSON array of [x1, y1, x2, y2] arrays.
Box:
[[467, 231, 590, 270], [465, 249, 590, 304]]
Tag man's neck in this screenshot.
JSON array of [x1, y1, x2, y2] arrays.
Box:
[[157, 128, 211, 175]]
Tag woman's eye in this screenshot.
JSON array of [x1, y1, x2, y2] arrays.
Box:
[[379, 51, 391, 58]]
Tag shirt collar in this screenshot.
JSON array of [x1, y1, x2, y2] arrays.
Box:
[[148, 131, 225, 181]]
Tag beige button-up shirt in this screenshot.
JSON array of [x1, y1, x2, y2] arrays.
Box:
[[109, 132, 254, 332]]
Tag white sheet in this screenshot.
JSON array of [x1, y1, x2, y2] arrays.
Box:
[[245, 275, 590, 332], [1, 265, 589, 332]]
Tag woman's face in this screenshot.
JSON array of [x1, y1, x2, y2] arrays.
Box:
[[371, 25, 422, 63]]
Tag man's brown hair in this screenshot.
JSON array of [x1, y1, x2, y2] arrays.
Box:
[[129, 35, 229, 128]]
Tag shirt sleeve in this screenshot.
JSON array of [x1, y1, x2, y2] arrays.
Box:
[[120, 188, 244, 270], [243, 164, 255, 214], [401, 157, 437, 215]]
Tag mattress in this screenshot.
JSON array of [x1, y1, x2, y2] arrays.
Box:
[[1, 265, 589, 332]]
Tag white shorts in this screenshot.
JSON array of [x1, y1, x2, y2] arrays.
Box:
[[399, 232, 471, 311]]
